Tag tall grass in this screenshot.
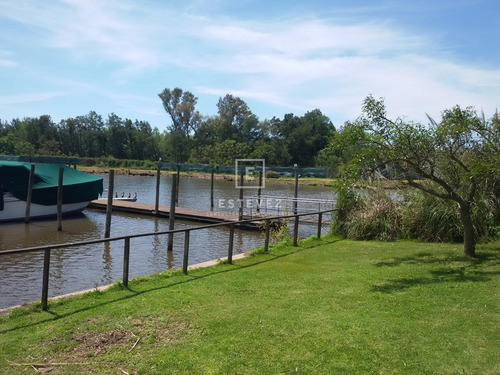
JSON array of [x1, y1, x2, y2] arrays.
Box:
[[333, 182, 499, 243]]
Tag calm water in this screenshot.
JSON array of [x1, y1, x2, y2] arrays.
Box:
[[0, 175, 334, 309]]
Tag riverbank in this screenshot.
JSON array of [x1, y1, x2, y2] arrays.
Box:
[[1, 236, 498, 374], [78, 166, 408, 188]]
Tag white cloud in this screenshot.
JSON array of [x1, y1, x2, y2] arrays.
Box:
[[0, 91, 68, 105], [0, 0, 498, 125]]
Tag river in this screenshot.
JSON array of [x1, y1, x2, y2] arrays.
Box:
[[0, 174, 335, 309]]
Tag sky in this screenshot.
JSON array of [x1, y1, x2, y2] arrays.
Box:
[[0, 0, 499, 131]]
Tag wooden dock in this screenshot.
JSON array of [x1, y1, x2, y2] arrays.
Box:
[[88, 200, 330, 228], [88, 199, 262, 229]]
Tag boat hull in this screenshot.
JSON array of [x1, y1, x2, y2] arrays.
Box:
[[0, 195, 90, 222]]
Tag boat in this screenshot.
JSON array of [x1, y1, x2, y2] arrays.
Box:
[[0, 161, 103, 222]]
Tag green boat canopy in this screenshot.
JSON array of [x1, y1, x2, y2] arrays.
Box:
[[0, 161, 103, 206]]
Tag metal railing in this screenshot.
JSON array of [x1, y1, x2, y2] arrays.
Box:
[[0, 208, 336, 311], [243, 195, 335, 219]]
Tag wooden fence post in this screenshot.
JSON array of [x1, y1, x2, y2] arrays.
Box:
[[317, 212, 323, 239], [264, 219, 270, 252], [228, 224, 234, 264], [41, 248, 51, 311], [123, 238, 130, 287], [183, 231, 190, 274], [293, 214, 299, 246]]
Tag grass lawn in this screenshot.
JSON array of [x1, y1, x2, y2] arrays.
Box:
[[0, 236, 498, 374]]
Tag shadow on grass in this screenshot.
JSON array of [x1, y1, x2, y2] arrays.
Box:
[[374, 251, 497, 268], [372, 248, 499, 293], [0, 237, 341, 334], [372, 268, 500, 293]]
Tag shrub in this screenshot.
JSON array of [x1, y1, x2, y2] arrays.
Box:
[[265, 170, 280, 178], [344, 188, 401, 241]]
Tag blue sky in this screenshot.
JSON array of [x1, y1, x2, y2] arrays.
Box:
[[0, 0, 498, 131]]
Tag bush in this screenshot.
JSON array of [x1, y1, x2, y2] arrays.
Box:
[[265, 170, 280, 178], [400, 189, 462, 242], [343, 187, 401, 241], [401, 188, 499, 242]]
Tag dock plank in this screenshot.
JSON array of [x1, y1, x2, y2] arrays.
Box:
[[88, 200, 330, 227]]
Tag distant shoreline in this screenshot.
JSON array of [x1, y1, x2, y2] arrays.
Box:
[[78, 166, 408, 189]]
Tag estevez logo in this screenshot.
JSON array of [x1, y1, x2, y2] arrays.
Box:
[[235, 159, 265, 189]]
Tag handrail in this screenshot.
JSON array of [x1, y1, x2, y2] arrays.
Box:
[[0, 208, 336, 255], [0, 208, 337, 311]]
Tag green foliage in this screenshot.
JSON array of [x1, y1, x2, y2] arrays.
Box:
[[265, 170, 280, 178], [331, 179, 362, 236], [333, 183, 401, 241], [329, 96, 500, 256], [401, 188, 463, 242]]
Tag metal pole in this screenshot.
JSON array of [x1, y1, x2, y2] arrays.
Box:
[[123, 238, 130, 287], [25, 164, 35, 223], [41, 248, 51, 311], [104, 169, 114, 238], [57, 166, 64, 231], [317, 212, 323, 239], [183, 230, 190, 274], [228, 223, 234, 264], [168, 174, 177, 251], [210, 168, 214, 210]]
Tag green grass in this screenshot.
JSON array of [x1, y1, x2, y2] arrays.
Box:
[[0, 236, 498, 374]]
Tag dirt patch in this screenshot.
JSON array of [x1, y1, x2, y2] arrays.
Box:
[[71, 328, 132, 356]]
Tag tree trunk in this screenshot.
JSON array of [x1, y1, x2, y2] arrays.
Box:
[[459, 202, 476, 257]]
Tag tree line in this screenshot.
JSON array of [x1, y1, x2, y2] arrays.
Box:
[[0, 88, 335, 167]]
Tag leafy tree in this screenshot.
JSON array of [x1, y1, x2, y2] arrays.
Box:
[[158, 87, 200, 162], [277, 109, 334, 166], [331, 95, 499, 257], [216, 94, 259, 142]]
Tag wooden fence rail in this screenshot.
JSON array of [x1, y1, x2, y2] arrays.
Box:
[[0, 209, 336, 311]]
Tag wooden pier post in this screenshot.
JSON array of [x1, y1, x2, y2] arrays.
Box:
[[57, 166, 64, 231], [210, 168, 214, 210], [155, 162, 161, 214], [25, 164, 35, 223], [168, 174, 177, 251], [293, 164, 299, 215], [257, 170, 262, 213], [238, 170, 244, 221], [175, 164, 180, 205], [104, 169, 114, 238]]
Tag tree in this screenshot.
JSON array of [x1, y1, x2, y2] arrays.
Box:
[[331, 95, 499, 257], [277, 110, 334, 166], [158, 88, 200, 162], [216, 94, 259, 142]]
